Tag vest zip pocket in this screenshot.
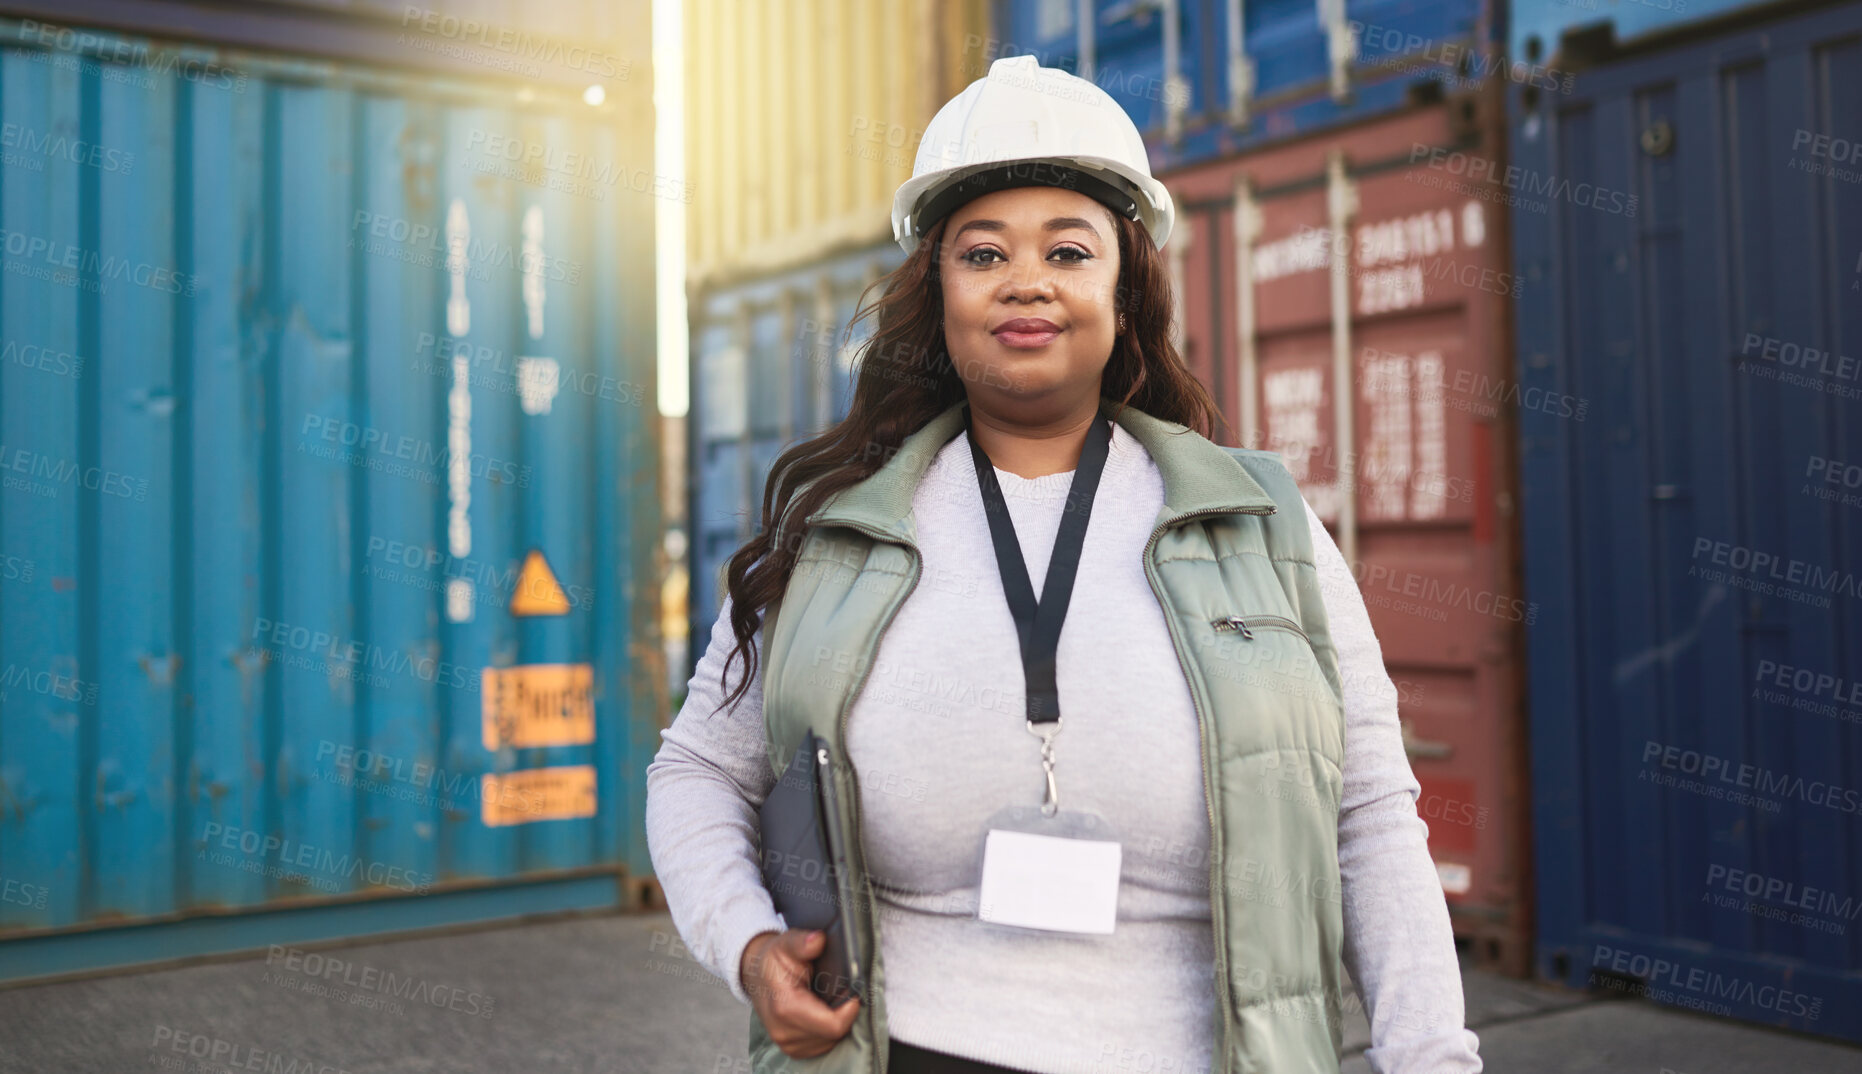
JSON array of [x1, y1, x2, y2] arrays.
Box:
[[1211, 614, 1309, 642]]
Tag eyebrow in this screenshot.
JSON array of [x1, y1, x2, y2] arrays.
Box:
[[952, 216, 1103, 241]]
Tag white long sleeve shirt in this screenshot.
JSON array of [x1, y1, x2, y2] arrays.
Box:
[[644, 419, 1483, 1073]]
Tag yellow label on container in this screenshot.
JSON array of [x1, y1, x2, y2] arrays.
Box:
[[482, 663, 594, 750], [510, 549, 572, 617], [481, 765, 597, 827]]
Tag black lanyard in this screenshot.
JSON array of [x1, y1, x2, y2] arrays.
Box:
[[962, 401, 1113, 725]]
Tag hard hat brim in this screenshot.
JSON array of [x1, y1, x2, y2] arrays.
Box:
[[891, 154, 1174, 256]]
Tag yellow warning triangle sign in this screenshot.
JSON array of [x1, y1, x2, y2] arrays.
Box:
[[510, 549, 572, 617]]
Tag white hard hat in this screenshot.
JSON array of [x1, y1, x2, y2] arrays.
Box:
[[890, 55, 1175, 255]]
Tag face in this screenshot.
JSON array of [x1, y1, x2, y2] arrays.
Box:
[[937, 185, 1123, 410]]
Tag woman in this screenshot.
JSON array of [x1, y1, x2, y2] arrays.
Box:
[[646, 56, 1483, 1074]]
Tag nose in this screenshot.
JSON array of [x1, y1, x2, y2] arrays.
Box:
[[996, 251, 1058, 304]]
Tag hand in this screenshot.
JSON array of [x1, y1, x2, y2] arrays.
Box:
[[740, 928, 862, 1059]]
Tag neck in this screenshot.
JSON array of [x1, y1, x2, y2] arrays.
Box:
[[964, 392, 1107, 479]]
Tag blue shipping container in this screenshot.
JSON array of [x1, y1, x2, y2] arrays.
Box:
[[1509, 0, 1796, 69], [1511, 0, 1862, 1042], [0, 11, 661, 983], [990, 0, 1497, 172], [0, 0, 629, 91], [686, 241, 905, 658]]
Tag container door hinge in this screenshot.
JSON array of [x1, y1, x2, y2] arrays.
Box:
[[1226, 0, 1255, 127], [1401, 720, 1455, 761], [1076, 0, 1097, 80], [1162, 0, 1187, 142], [1318, 0, 1356, 101]]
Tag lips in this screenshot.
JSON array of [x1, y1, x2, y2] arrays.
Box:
[[991, 317, 1062, 349]]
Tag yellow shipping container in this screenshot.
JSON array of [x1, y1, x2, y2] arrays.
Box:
[[684, 0, 991, 288]]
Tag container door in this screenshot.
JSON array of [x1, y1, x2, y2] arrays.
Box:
[[1168, 90, 1530, 971], [1514, 0, 1862, 1041]]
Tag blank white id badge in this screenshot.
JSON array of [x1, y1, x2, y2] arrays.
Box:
[[975, 804, 1121, 935]]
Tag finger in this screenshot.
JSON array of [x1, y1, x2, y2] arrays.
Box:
[[832, 996, 862, 1032], [779, 927, 825, 959], [773, 976, 854, 1040], [769, 945, 815, 991], [753, 942, 812, 1010], [769, 932, 825, 989]]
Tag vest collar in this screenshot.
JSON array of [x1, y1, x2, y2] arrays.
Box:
[[803, 396, 1278, 542]]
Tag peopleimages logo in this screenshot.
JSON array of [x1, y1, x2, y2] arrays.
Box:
[[365, 535, 595, 611], [14, 19, 248, 92], [412, 332, 648, 408], [0, 228, 200, 296], [199, 822, 434, 894], [0, 662, 99, 706], [351, 211, 580, 284], [1, 876, 48, 910], [957, 36, 1187, 108], [1790, 130, 1862, 183], [1754, 659, 1862, 708], [299, 414, 529, 489], [1408, 144, 1637, 217], [1350, 562, 1536, 625], [0, 553, 35, 583], [2, 338, 86, 379], [264, 945, 496, 1019], [150, 1026, 347, 1074], [1754, 658, 1862, 727], [1591, 945, 1822, 1020], [1690, 537, 1860, 606], [312, 740, 542, 816], [1642, 740, 1862, 814], [252, 617, 480, 693], [1739, 332, 1861, 382], [0, 444, 149, 501], [1704, 864, 1862, 923], [399, 6, 624, 78], [1, 122, 133, 174], [1353, 22, 1572, 94]]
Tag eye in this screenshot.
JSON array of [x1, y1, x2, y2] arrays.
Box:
[[958, 245, 1093, 266]]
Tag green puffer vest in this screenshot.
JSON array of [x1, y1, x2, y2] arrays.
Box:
[[748, 397, 1348, 1074]]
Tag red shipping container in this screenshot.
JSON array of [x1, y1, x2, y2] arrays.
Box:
[[1162, 88, 1529, 972]]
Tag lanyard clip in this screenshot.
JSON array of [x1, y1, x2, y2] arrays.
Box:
[[1025, 718, 1063, 816]]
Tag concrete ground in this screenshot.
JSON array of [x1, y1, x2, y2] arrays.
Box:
[[0, 911, 1856, 1073]]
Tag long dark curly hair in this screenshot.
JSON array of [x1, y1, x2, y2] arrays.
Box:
[[708, 208, 1233, 717]]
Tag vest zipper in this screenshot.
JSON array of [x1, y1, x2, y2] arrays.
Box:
[[818, 520, 922, 1074], [1142, 504, 1274, 1074], [1211, 613, 1309, 643]]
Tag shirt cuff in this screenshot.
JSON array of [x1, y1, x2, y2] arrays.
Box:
[[1362, 1025, 1485, 1074], [711, 898, 790, 1008]]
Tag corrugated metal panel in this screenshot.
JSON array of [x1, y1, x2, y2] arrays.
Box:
[[1168, 85, 1529, 970], [1513, 0, 1862, 1041], [993, 0, 1500, 172], [5, 0, 628, 88], [684, 242, 903, 662], [682, 0, 990, 288], [0, 11, 659, 981]]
